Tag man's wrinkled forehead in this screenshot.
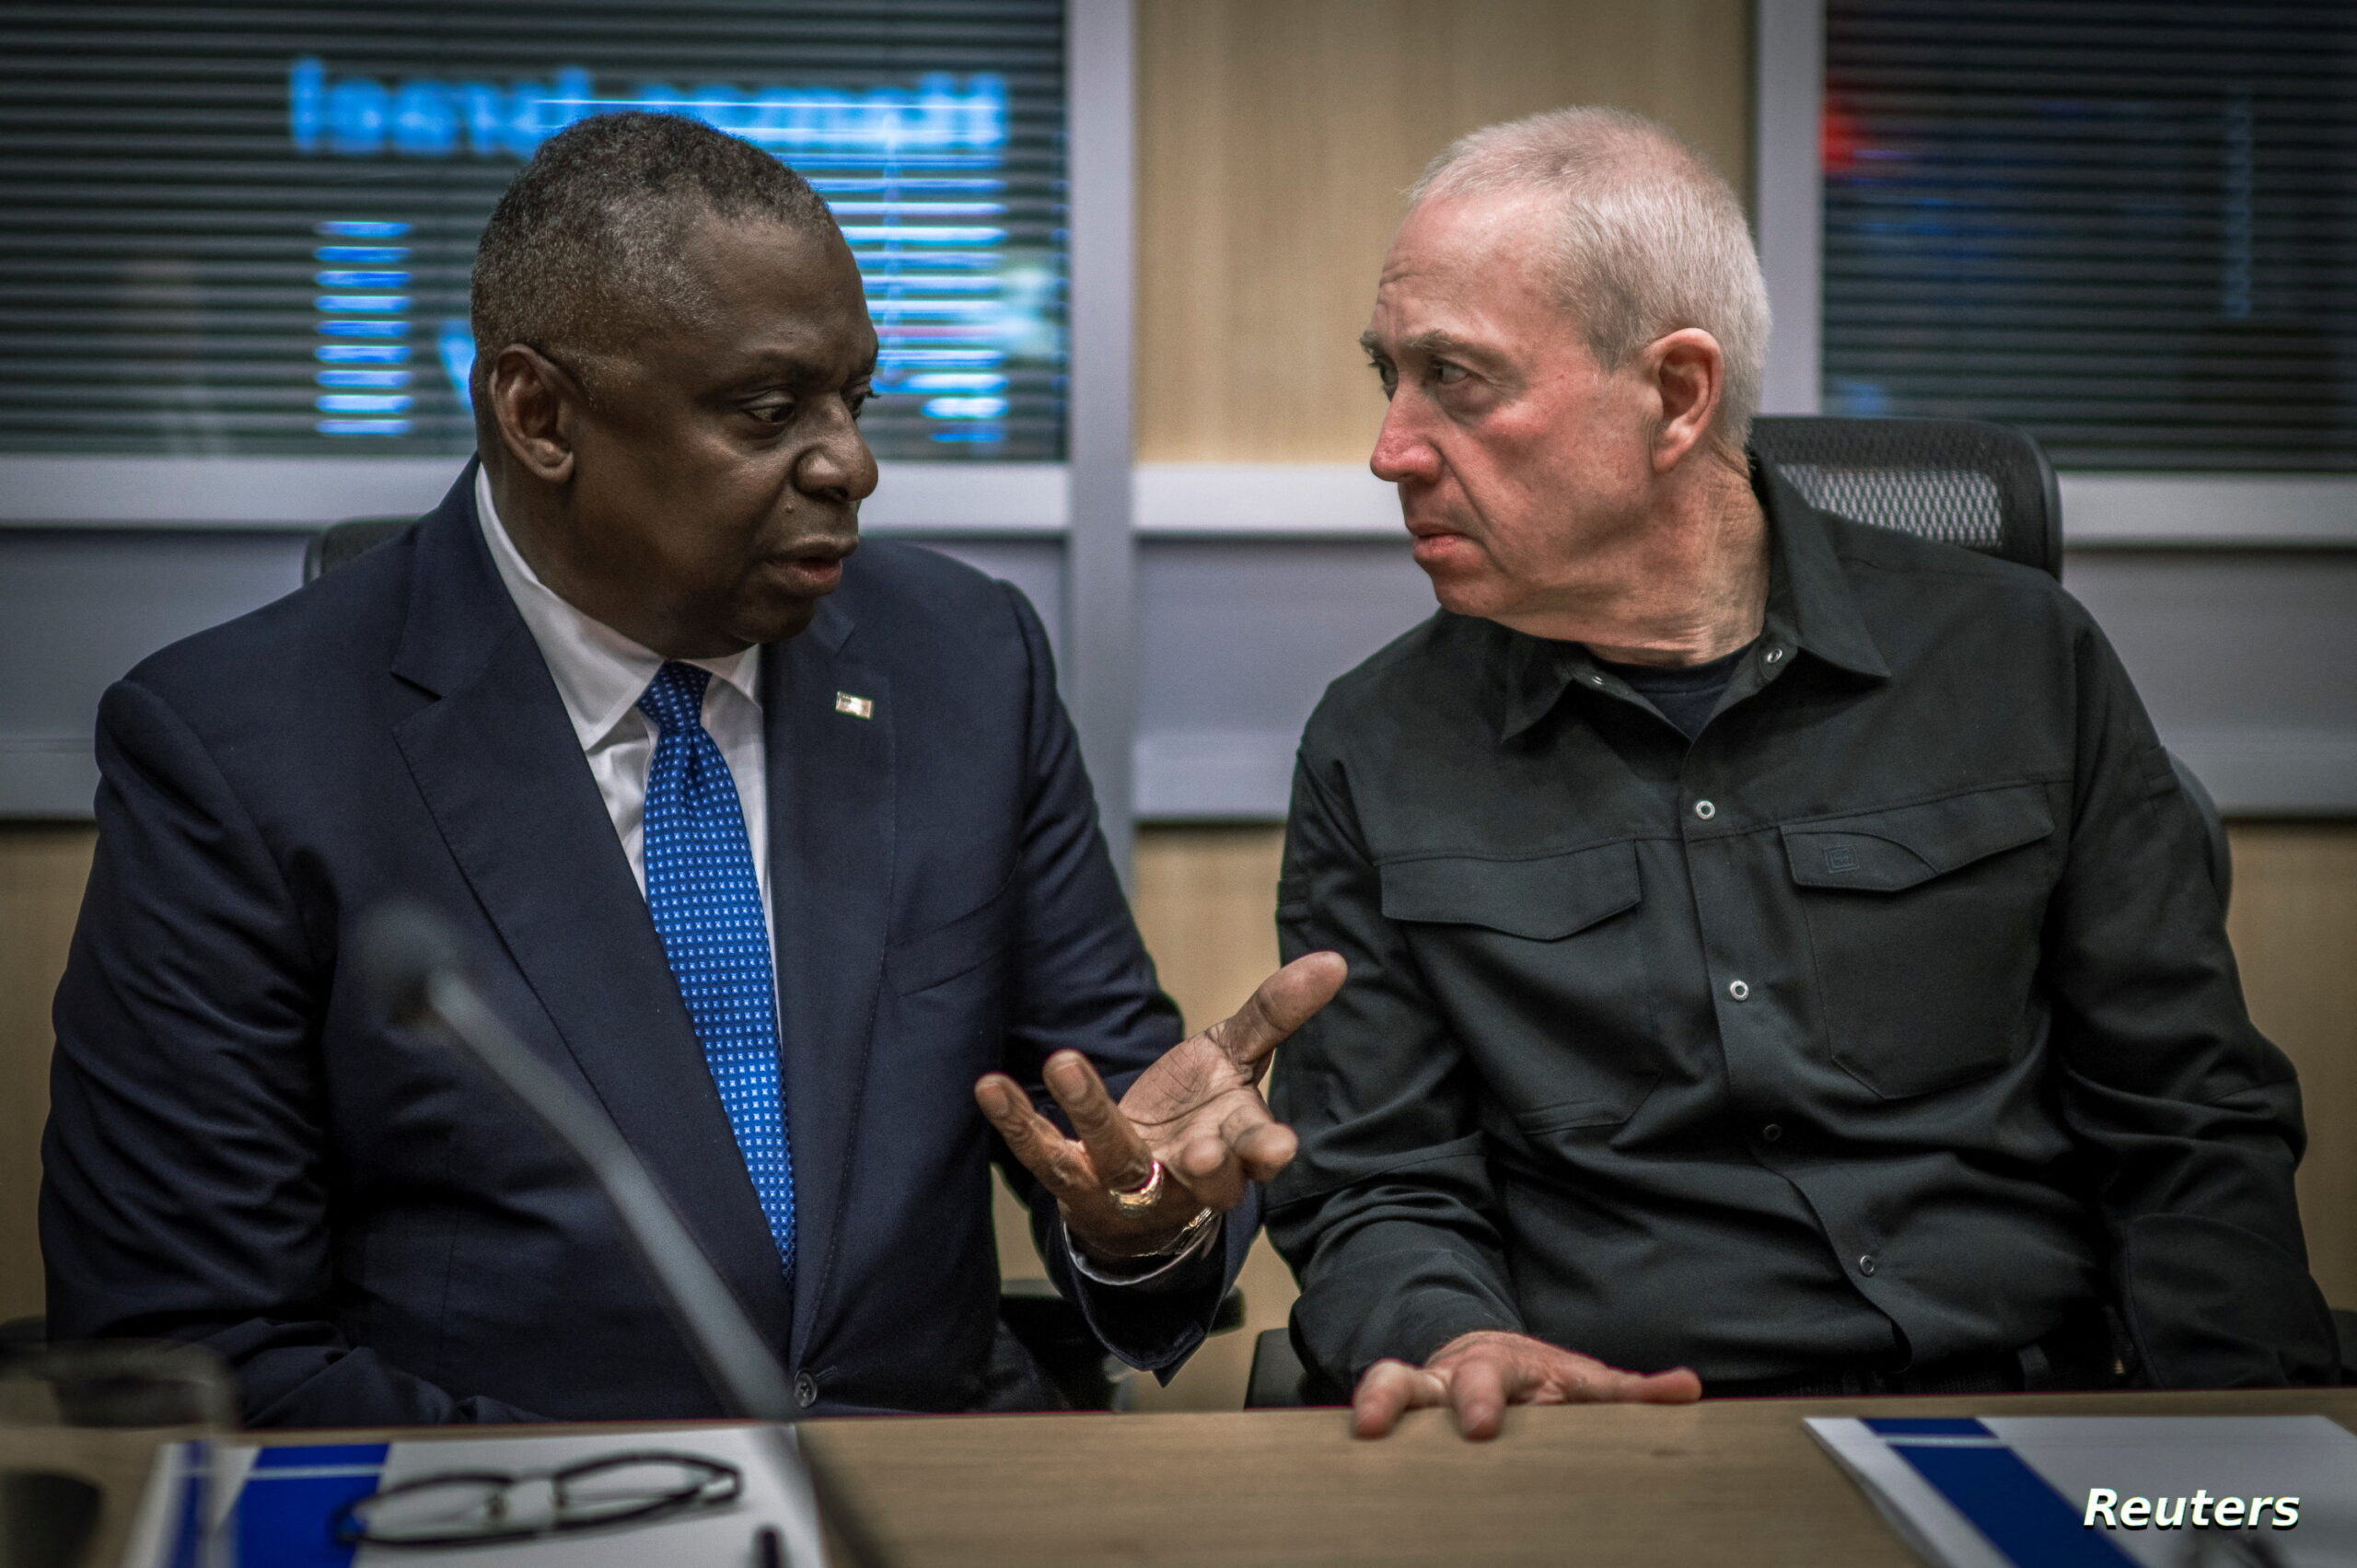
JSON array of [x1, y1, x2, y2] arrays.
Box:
[[1366, 191, 1572, 355], [633, 213, 874, 375]]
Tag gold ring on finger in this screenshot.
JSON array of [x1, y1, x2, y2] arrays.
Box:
[[1109, 1158, 1164, 1214]]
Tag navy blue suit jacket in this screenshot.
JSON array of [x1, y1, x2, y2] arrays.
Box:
[[43, 466, 1249, 1424]]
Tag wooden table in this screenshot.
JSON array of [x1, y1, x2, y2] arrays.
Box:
[[10, 1388, 2355, 1567]]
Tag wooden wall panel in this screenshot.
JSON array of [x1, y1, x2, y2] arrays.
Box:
[[0, 823, 95, 1322], [2226, 823, 2357, 1308], [1121, 825, 1290, 1411], [1135, 0, 1755, 464]]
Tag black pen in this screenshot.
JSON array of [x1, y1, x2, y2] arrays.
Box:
[[755, 1523, 784, 1568]]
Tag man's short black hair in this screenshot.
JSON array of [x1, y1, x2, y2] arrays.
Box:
[[470, 111, 838, 414]]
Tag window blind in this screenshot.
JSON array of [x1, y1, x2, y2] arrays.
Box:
[[0, 0, 1065, 459], [1822, 1, 2357, 471]]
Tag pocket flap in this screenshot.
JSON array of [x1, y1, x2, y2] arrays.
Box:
[[1782, 784, 2054, 893], [1379, 842, 1640, 940]]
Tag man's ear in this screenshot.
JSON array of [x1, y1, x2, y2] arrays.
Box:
[[1642, 328, 1725, 475], [485, 344, 586, 485]]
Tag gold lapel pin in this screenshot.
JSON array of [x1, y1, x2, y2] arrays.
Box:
[[833, 691, 875, 719]]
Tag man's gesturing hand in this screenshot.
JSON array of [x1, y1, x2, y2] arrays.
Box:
[[1352, 1330, 1701, 1440], [973, 950, 1345, 1261]]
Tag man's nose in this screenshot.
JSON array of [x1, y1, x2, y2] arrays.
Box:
[[1369, 396, 1439, 485], [798, 406, 879, 504]]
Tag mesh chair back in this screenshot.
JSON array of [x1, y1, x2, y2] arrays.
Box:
[[1750, 417, 2228, 906], [302, 517, 412, 584], [1749, 416, 2062, 581]]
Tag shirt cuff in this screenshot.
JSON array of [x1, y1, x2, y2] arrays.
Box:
[[1063, 1211, 1226, 1292]]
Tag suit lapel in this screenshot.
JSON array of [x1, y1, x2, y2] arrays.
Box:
[[388, 466, 793, 1351], [762, 597, 895, 1365]]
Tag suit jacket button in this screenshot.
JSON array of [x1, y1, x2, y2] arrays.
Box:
[[795, 1371, 819, 1408]]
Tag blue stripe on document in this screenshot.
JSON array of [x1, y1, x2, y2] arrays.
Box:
[[1867, 1418, 2000, 1437], [1872, 1420, 2137, 1568], [251, 1446, 389, 1469], [236, 1443, 389, 1568]]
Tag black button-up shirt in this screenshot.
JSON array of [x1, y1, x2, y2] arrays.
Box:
[[1267, 466, 2334, 1391]]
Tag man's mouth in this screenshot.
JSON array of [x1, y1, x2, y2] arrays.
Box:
[[768, 538, 856, 593], [1404, 516, 1477, 570]]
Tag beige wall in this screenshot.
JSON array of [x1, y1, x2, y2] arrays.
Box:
[[1135, 0, 1754, 463], [0, 825, 92, 1322], [2227, 825, 2357, 1305]]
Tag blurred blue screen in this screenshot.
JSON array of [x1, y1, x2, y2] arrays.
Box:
[[0, 1, 1067, 459]]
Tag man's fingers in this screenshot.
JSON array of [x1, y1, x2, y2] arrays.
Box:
[[1042, 1051, 1155, 1193], [972, 1074, 1086, 1194], [1172, 1133, 1244, 1211], [1350, 1359, 1446, 1440], [1219, 1099, 1299, 1182], [1449, 1354, 1514, 1440], [1559, 1359, 1704, 1406], [1625, 1366, 1703, 1405], [1167, 1098, 1299, 1211], [1209, 950, 1347, 1074]]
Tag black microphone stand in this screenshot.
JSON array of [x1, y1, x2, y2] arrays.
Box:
[[355, 901, 889, 1568]]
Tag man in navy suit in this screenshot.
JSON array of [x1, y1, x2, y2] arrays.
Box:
[[41, 112, 1341, 1425]]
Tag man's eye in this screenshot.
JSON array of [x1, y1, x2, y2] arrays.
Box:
[[1367, 360, 1398, 398], [747, 399, 795, 425], [847, 388, 873, 421], [1432, 362, 1469, 386]]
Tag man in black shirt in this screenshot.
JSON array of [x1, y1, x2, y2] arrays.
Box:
[[1267, 106, 2336, 1439]]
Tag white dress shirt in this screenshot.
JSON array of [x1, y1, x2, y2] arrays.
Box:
[[476, 468, 772, 934], [474, 472, 1213, 1286]]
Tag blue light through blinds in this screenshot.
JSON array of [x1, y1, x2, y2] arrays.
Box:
[[1822, 1, 2357, 471], [0, 1, 1065, 459]]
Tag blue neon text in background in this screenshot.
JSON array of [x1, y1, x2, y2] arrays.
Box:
[[312, 219, 412, 436], [289, 59, 1027, 447], [288, 58, 1005, 161]]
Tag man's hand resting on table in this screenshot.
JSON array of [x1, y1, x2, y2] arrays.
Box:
[[974, 950, 1346, 1264], [1353, 1330, 1702, 1440]]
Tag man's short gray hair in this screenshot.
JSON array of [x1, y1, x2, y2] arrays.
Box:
[[470, 111, 838, 419], [1409, 107, 1770, 456]]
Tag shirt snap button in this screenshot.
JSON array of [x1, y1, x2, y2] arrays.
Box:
[[1693, 800, 1716, 820], [794, 1371, 819, 1408], [1760, 1122, 1782, 1143], [1765, 646, 1785, 664], [1727, 979, 1750, 1001], [1857, 1254, 1878, 1277]]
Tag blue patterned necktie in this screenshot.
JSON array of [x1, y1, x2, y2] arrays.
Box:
[[637, 661, 795, 1282]]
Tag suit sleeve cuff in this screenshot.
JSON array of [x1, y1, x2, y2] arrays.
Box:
[[1063, 1212, 1226, 1292]]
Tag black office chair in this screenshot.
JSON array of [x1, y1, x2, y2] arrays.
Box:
[[302, 516, 412, 583], [1750, 415, 2061, 577], [1241, 414, 2241, 1410]]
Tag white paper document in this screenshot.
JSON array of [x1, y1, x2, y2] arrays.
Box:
[[1809, 1414, 2357, 1568], [126, 1422, 830, 1568]]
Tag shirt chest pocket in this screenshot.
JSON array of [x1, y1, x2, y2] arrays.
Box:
[[1379, 842, 1660, 1131], [1782, 783, 2058, 1098]]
